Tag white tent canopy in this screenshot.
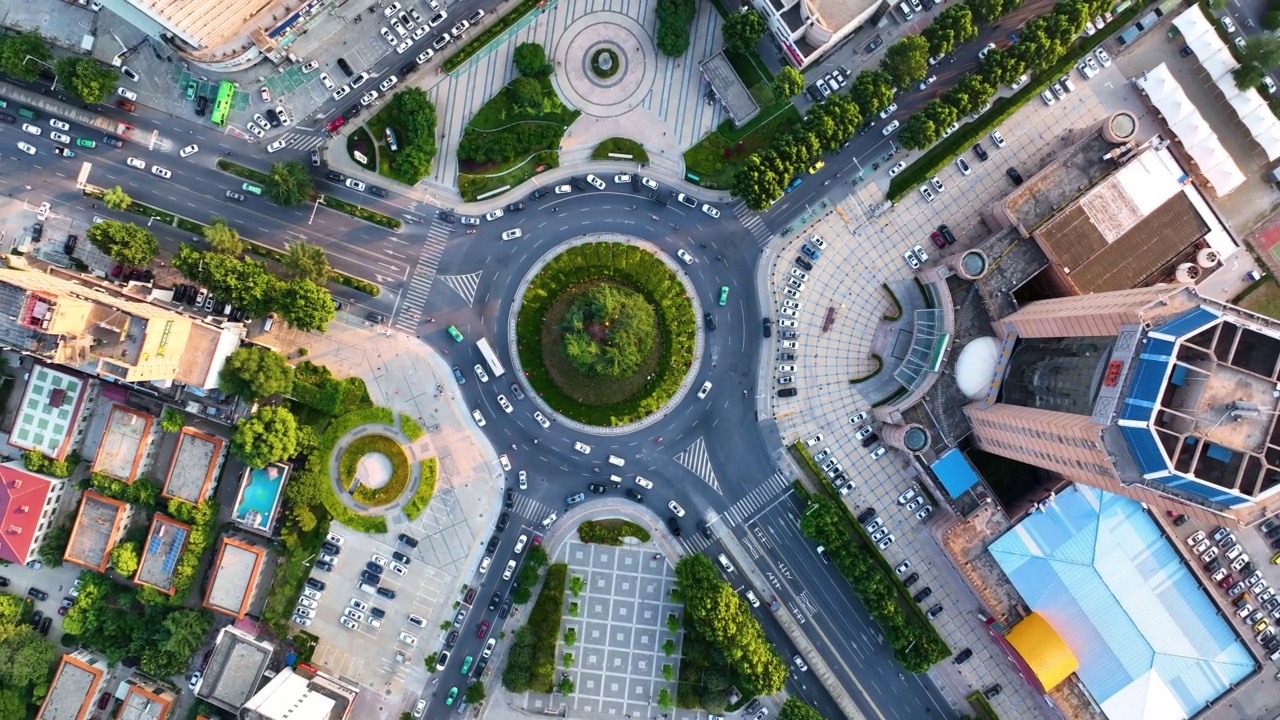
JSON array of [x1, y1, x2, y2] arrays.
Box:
[[1137, 63, 1246, 195], [1198, 49, 1238, 83]]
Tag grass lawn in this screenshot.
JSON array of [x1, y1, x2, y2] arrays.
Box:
[[683, 103, 802, 190], [592, 137, 650, 164], [404, 457, 439, 520], [346, 127, 377, 171], [1236, 277, 1280, 319], [364, 104, 414, 183], [458, 150, 558, 202], [725, 50, 775, 107], [467, 76, 578, 131], [341, 435, 410, 507]]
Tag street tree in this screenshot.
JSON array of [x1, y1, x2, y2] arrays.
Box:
[[160, 408, 186, 433], [723, 10, 767, 55], [513, 42, 550, 77], [54, 56, 117, 103], [944, 74, 995, 116], [283, 241, 330, 285], [922, 23, 957, 58], [0, 627, 56, 695], [0, 32, 50, 82], [465, 681, 486, 704], [897, 113, 939, 151], [922, 100, 959, 133], [849, 70, 896, 117], [219, 346, 295, 400], [978, 51, 1025, 87], [102, 186, 132, 211], [508, 76, 544, 113], [881, 36, 931, 88], [173, 245, 281, 318], [655, 0, 697, 57], [265, 160, 313, 206], [732, 153, 786, 211], [277, 279, 336, 332], [778, 697, 826, 720], [231, 406, 300, 467], [1234, 33, 1280, 89], [109, 542, 140, 576], [965, 0, 1005, 24], [87, 220, 158, 267], [203, 218, 245, 255], [37, 524, 69, 568], [772, 66, 805, 99]]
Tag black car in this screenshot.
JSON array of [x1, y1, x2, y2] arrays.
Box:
[[400, 62, 418, 76], [571, 176, 589, 190], [529, 188, 548, 200], [697, 521, 713, 539], [369, 606, 386, 619], [305, 577, 327, 591], [1007, 167, 1024, 185], [806, 85, 824, 102], [341, 104, 361, 120], [954, 648, 973, 664], [474, 657, 489, 676], [446, 630, 459, 647], [325, 170, 347, 182], [864, 34, 883, 53], [368, 185, 389, 198], [937, 224, 957, 246], [972, 143, 988, 161], [486, 535, 500, 553], [265, 108, 282, 127], [505, 490, 515, 508], [666, 517, 682, 537], [101, 135, 123, 148], [398, 533, 419, 548], [509, 382, 525, 400], [366, 312, 387, 324], [778, 388, 798, 398], [744, 699, 761, 715], [360, 570, 381, 585], [392, 550, 411, 565], [321, 541, 340, 555], [27, 588, 47, 601], [315, 560, 333, 572], [763, 318, 772, 337], [857, 507, 877, 524], [365, 562, 384, 575], [795, 256, 814, 271], [903, 572, 920, 587], [337, 57, 354, 76], [496, 512, 510, 531], [64, 234, 77, 255], [1271, 538, 1280, 551], [376, 587, 396, 600], [1267, 526, 1280, 539], [489, 592, 502, 611], [195, 96, 208, 116], [588, 483, 608, 494], [499, 600, 513, 618], [1206, 557, 1224, 572], [913, 588, 932, 603], [625, 488, 644, 503], [0, 112, 14, 124], [861, 432, 880, 448], [436, 210, 457, 223], [31, 610, 43, 626], [704, 312, 716, 331], [779, 352, 796, 361], [38, 616, 50, 635], [1179, 45, 1195, 57], [506, 202, 525, 211], [983, 685, 1002, 699]]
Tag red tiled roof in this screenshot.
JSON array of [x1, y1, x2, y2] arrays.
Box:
[[0, 465, 53, 564]]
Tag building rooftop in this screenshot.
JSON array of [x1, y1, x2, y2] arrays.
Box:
[[64, 491, 127, 572], [203, 536, 266, 619], [175, 322, 244, 390], [0, 462, 55, 565], [700, 52, 759, 127], [90, 405, 153, 482], [134, 515, 190, 595], [1005, 133, 1120, 232], [990, 485, 1253, 720], [198, 626, 274, 712], [241, 668, 337, 720], [162, 427, 223, 503], [973, 227, 1050, 321], [36, 652, 105, 720], [115, 681, 174, 720], [10, 363, 87, 459], [806, 0, 879, 37]]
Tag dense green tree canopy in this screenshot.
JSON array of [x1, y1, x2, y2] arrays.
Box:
[[102, 186, 132, 211], [391, 88, 438, 183], [54, 56, 117, 103], [513, 42, 550, 77], [219, 346, 295, 400], [772, 66, 805, 99], [203, 218, 245, 255], [277, 278, 337, 332], [655, 0, 697, 57], [87, 220, 158, 267], [231, 406, 300, 467], [266, 160, 313, 205], [723, 10, 767, 55], [283, 241, 330, 285], [109, 541, 140, 576], [0, 32, 50, 82], [560, 283, 658, 379], [881, 36, 931, 88]]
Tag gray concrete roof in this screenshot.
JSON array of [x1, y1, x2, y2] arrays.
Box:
[[700, 51, 760, 127], [200, 631, 272, 710]]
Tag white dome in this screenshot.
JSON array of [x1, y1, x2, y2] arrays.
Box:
[[956, 336, 1001, 401]]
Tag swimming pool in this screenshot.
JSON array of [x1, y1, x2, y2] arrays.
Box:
[[234, 463, 289, 530]]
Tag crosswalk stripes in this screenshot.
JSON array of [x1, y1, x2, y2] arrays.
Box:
[[732, 201, 771, 244], [276, 132, 327, 152], [720, 471, 792, 527], [392, 222, 450, 331], [440, 271, 483, 307], [673, 437, 720, 493], [511, 494, 553, 523]]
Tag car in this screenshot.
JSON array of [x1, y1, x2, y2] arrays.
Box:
[[641, 176, 659, 190], [188, 671, 202, 690], [483, 208, 505, 222], [1095, 47, 1112, 67], [887, 160, 906, 177], [676, 193, 698, 208], [879, 102, 898, 120], [1007, 168, 1024, 185], [704, 312, 717, 330], [912, 245, 929, 264], [701, 203, 721, 218], [954, 156, 972, 176], [917, 75, 937, 90], [476, 620, 490, 638], [49, 118, 70, 131], [990, 130, 1007, 148], [345, 178, 367, 192], [1235, 36, 1247, 52], [927, 605, 945, 619], [904, 251, 921, 270], [534, 412, 550, 428], [920, 185, 936, 203], [1050, 81, 1066, 99], [16, 141, 36, 155], [176, 143, 199, 158], [497, 395, 513, 414], [331, 85, 351, 102], [18, 122, 40, 137], [978, 42, 997, 59], [668, 500, 686, 518], [381, 26, 398, 44], [460, 215, 480, 226], [1040, 88, 1056, 106], [451, 19, 471, 35], [882, 120, 900, 136], [917, 506, 934, 520], [582, 174, 607, 190], [152, 166, 172, 179], [696, 380, 713, 399], [573, 441, 591, 454], [471, 409, 486, 426], [554, 184, 572, 194], [360, 90, 379, 106]]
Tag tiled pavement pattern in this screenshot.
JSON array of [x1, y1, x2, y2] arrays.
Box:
[[551, 540, 682, 718], [756, 59, 1165, 719]]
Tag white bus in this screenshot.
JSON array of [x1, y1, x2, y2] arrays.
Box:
[[476, 337, 506, 379]]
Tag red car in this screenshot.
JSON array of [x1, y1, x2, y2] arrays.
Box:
[[326, 116, 345, 134], [98, 692, 111, 710], [532, 534, 543, 547], [1219, 574, 1236, 589], [930, 231, 947, 250], [476, 621, 489, 638]]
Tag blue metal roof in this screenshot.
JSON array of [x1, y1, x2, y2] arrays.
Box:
[[1120, 425, 1169, 477], [1120, 338, 1175, 422], [991, 486, 1253, 720], [1162, 476, 1253, 508], [1150, 307, 1220, 340], [930, 449, 981, 499]]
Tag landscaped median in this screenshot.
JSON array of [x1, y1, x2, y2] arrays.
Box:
[[577, 518, 651, 545], [443, 0, 548, 73], [215, 159, 402, 230]]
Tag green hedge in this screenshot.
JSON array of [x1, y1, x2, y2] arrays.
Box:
[[881, 283, 903, 321], [577, 519, 652, 545], [527, 563, 567, 691], [443, 0, 545, 72], [311, 406, 395, 534], [400, 413, 425, 441], [341, 435, 410, 506], [849, 354, 884, 384], [516, 242, 696, 426], [403, 457, 439, 520], [591, 137, 650, 163], [788, 442, 825, 485]]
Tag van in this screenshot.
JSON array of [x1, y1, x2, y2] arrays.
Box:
[[897, 1, 914, 19], [357, 582, 377, 594], [607, 455, 625, 467], [17, 107, 37, 120], [717, 553, 736, 573], [263, 313, 276, 332]]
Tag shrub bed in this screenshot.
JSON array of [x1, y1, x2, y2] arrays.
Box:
[[502, 562, 568, 692], [341, 435, 410, 507], [458, 150, 558, 202], [577, 519, 651, 545], [591, 48, 619, 78], [216, 159, 401, 230], [400, 413, 425, 441], [404, 457, 439, 520], [516, 242, 696, 426], [591, 137, 650, 163]]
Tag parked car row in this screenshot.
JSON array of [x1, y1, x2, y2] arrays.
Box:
[[171, 283, 253, 322], [1189, 524, 1280, 656]]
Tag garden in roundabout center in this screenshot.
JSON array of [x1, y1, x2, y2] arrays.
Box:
[[516, 241, 696, 426], [339, 434, 410, 507]]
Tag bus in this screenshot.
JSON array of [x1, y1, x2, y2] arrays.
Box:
[[210, 80, 235, 126], [476, 337, 505, 379]]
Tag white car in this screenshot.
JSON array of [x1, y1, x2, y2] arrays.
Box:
[[474, 364, 490, 382], [1041, 89, 1056, 106], [635, 476, 654, 489], [779, 307, 798, 318], [428, 11, 448, 26], [779, 365, 797, 373], [676, 249, 694, 264], [585, 174, 606, 190], [483, 637, 497, 658], [990, 130, 1007, 148], [275, 106, 291, 126], [384, 0, 402, 16], [50, 132, 70, 143], [498, 454, 511, 471], [180, 144, 199, 157], [472, 409, 486, 426], [399, 632, 418, 646], [296, 606, 316, 618], [302, 587, 322, 600], [266, 139, 288, 153], [152, 166, 172, 179], [882, 120, 899, 136], [533, 411, 550, 428], [778, 319, 797, 328], [554, 184, 572, 194], [573, 441, 591, 454], [791, 268, 809, 281], [380, 27, 397, 44], [451, 19, 471, 36], [351, 72, 370, 89], [16, 142, 35, 155], [301, 60, 319, 73], [879, 102, 897, 119], [416, 49, 435, 64], [332, 86, 350, 101], [503, 559, 517, 580], [668, 500, 686, 518], [641, 176, 659, 190], [360, 90, 379, 106], [391, 562, 408, 576], [514, 535, 528, 554], [904, 251, 920, 270], [412, 26, 428, 41], [485, 208, 504, 221], [117, 86, 137, 101], [497, 395, 513, 413], [956, 157, 972, 175], [247, 122, 265, 138], [298, 597, 318, 609], [978, 42, 997, 59], [254, 113, 271, 130], [371, 554, 389, 566], [479, 556, 492, 574], [780, 341, 798, 349], [701, 203, 720, 218], [697, 380, 712, 399], [1094, 47, 1112, 67], [518, 470, 528, 489], [782, 298, 801, 310], [614, 174, 632, 183], [396, 39, 413, 54], [21, 123, 40, 136], [346, 178, 366, 191], [319, 73, 335, 90], [501, 229, 523, 240], [888, 160, 906, 176], [340, 617, 358, 630], [49, 119, 70, 131]]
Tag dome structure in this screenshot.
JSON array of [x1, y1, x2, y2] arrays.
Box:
[[955, 336, 1001, 401]]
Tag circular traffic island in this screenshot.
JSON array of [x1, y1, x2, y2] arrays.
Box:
[[339, 434, 411, 507], [516, 240, 697, 427]]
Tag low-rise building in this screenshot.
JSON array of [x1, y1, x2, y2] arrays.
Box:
[[161, 427, 224, 504], [90, 405, 155, 482], [7, 362, 91, 460], [133, 514, 190, 595], [36, 649, 109, 720], [63, 491, 128, 572], [202, 536, 267, 619], [0, 461, 71, 565], [114, 673, 177, 720], [196, 626, 274, 714], [241, 665, 359, 720]]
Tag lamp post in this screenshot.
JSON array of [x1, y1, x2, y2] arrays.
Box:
[[23, 56, 57, 91]]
